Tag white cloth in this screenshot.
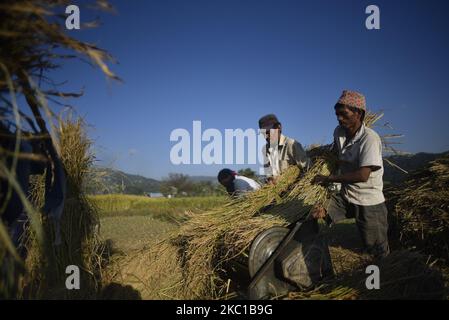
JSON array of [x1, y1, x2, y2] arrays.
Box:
[[267, 145, 281, 177], [334, 124, 385, 206], [233, 175, 261, 196], [263, 134, 309, 177]]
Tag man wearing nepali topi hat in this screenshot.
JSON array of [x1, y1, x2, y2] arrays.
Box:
[[312, 90, 390, 258]]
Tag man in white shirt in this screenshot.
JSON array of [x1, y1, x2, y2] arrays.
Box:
[[312, 90, 389, 258], [258, 114, 310, 183], [217, 169, 261, 198]]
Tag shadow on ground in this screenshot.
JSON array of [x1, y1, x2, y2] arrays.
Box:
[[99, 282, 142, 300], [321, 220, 362, 251]]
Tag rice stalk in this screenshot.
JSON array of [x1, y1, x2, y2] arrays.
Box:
[[23, 116, 102, 299], [287, 250, 445, 300], [387, 155, 449, 264]]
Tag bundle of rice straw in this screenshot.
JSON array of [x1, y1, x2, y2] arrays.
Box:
[[102, 242, 184, 300], [156, 111, 391, 299], [387, 155, 449, 264], [287, 250, 445, 300], [24, 117, 102, 299]]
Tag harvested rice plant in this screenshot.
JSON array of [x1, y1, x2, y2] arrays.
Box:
[[386, 155, 449, 264], [23, 117, 102, 299]]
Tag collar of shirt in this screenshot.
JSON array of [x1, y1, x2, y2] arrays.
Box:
[[279, 134, 287, 146], [267, 134, 287, 154], [339, 124, 366, 150]]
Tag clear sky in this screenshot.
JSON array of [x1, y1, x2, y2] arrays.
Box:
[[50, 0, 449, 179]]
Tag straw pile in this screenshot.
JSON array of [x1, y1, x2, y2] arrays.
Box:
[[101, 242, 183, 300], [287, 250, 445, 300], [387, 155, 449, 264], [23, 117, 102, 299]]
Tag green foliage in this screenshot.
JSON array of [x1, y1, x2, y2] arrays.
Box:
[[160, 173, 225, 197], [237, 168, 257, 179], [90, 194, 227, 222]]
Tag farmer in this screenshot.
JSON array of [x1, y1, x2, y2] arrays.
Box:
[[258, 114, 310, 183], [311, 90, 390, 258], [217, 168, 261, 197]]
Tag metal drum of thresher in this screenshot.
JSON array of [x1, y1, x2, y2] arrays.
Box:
[[224, 219, 334, 299]]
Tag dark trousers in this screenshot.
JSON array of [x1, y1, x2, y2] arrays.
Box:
[[325, 192, 390, 258]]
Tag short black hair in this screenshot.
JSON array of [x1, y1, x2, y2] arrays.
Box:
[[217, 168, 234, 182], [258, 114, 280, 129]]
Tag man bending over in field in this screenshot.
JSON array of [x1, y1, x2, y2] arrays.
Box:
[[217, 169, 261, 198]]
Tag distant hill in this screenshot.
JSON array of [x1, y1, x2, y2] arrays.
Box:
[[85, 167, 161, 195], [85, 168, 218, 195], [383, 151, 449, 185]]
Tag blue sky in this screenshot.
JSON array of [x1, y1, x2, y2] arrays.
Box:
[[49, 0, 449, 179]]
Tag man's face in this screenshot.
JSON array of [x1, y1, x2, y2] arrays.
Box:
[[335, 106, 361, 130], [260, 120, 281, 145], [219, 175, 233, 187]]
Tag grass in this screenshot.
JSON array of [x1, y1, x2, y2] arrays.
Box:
[[100, 216, 177, 252], [95, 195, 226, 299], [90, 194, 226, 223]]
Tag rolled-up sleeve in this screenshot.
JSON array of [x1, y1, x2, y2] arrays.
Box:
[[359, 134, 383, 169]]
